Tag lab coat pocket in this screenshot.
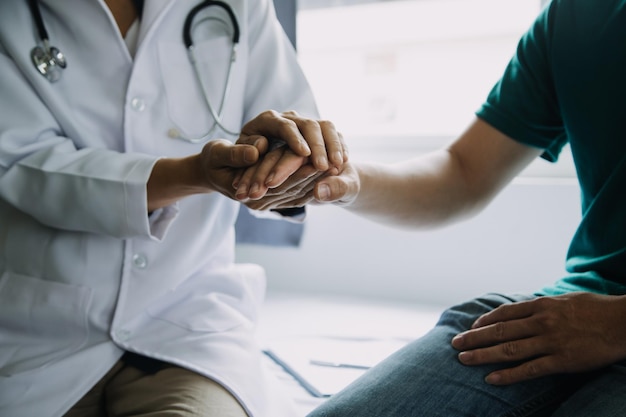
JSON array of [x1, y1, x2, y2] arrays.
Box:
[[146, 263, 266, 333], [0, 272, 92, 376], [157, 37, 245, 140]]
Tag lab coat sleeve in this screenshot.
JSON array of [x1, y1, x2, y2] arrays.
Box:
[[0, 45, 164, 240], [241, 0, 320, 124], [247, 206, 306, 222]]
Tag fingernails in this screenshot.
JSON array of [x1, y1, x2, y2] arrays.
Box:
[[451, 334, 464, 348], [265, 173, 275, 186], [236, 184, 248, 200], [315, 156, 329, 170], [458, 351, 473, 364], [232, 173, 242, 189], [332, 151, 344, 165], [485, 373, 501, 385], [299, 139, 311, 155], [318, 184, 331, 201], [249, 183, 260, 197]]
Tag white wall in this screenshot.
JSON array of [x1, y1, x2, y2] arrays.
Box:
[[236, 179, 581, 308]]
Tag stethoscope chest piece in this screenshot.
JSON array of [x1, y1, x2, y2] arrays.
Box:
[[31, 43, 66, 83], [28, 0, 67, 83]]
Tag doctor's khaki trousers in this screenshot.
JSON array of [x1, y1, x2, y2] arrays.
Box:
[[308, 293, 626, 417], [63, 357, 248, 417]]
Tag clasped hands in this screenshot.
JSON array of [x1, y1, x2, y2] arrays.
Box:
[[200, 109, 357, 210]]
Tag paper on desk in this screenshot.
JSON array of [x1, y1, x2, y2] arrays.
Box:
[[264, 336, 408, 397]]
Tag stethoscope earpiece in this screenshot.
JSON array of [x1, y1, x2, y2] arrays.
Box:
[[30, 44, 66, 83]]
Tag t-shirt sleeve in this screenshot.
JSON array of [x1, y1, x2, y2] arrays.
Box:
[[476, 1, 568, 162]]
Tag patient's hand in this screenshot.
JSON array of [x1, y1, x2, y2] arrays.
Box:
[[233, 145, 311, 201], [451, 292, 626, 385], [237, 160, 358, 211], [242, 167, 324, 211], [309, 161, 360, 206]]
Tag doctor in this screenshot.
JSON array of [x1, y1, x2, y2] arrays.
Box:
[[0, 0, 344, 416]]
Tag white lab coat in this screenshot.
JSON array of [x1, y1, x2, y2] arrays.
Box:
[[0, 1, 318, 416]]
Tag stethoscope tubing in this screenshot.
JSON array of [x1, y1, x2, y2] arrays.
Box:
[[181, 14, 240, 140], [27, 0, 49, 43], [27, 0, 240, 140], [183, 0, 240, 47], [179, 0, 241, 139]]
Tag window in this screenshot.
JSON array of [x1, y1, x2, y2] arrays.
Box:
[[296, 0, 575, 178]]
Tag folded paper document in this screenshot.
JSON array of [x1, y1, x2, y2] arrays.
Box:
[[264, 336, 409, 397]]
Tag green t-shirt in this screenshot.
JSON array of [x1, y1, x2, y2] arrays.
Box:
[[476, 0, 626, 295]]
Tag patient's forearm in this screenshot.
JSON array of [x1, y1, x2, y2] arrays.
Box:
[[339, 118, 541, 230], [346, 150, 482, 230]]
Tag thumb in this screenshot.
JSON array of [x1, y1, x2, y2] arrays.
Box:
[[205, 140, 259, 168], [314, 176, 346, 203], [236, 134, 270, 155]]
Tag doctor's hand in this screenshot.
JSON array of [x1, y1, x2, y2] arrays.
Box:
[[451, 292, 626, 386], [147, 139, 259, 212], [234, 110, 347, 200], [197, 139, 263, 199]]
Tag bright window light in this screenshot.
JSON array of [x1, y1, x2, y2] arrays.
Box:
[[297, 0, 575, 178]]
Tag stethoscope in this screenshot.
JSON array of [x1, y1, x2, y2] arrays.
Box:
[[174, 0, 241, 140], [27, 0, 241, 140], [28, 0, 67, 83]]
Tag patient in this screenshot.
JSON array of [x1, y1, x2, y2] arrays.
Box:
[[237, 1, 626, 415]]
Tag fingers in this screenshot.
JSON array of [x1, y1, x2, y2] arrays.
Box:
[[484, 357, 555, 385], [234, 148, 285, 200], [450, 298, 563, 386], [456, 333, 543, 365], [245, 186, 315, 211], [283, 111, 345, 171], [457, 340, 565, 385], [245, 187, 315, 211], [451, 294, 626, 386], [314, 177, 346, 203], [453, 317, 536, 350], [236, 135, 270, 155], [312, 162, 359, 205], [287, 115, 329, 170], [322, 123, 344, 166], [239, 110, 347, 172], [244, 167, 321, 210], [452, 318, 554, 386], [203, 139, 259, 169], [471, 299, 537, 329], [240, 110, 311, 158], [234, 148, 309, 201]]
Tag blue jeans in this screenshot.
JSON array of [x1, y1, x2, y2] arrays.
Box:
[[307, 293, 626, 417]]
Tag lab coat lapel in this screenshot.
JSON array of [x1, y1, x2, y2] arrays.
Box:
[[137, 0, 175, 46]]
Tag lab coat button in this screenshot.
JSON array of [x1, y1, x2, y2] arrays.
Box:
[[132, 253, 148, 269], [130, 97, 146, 112]]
